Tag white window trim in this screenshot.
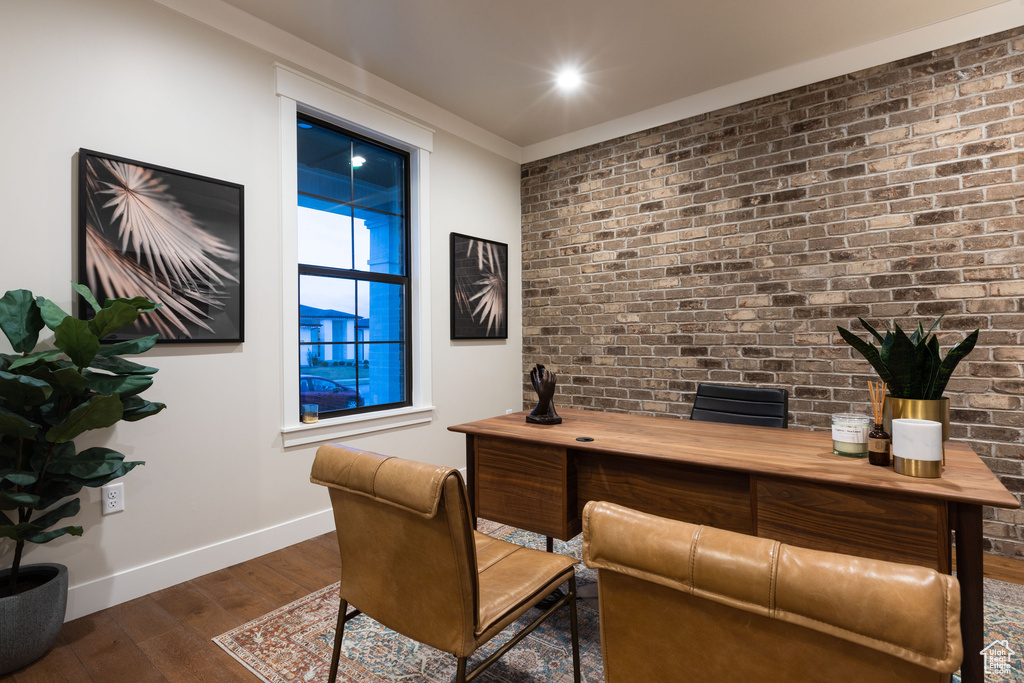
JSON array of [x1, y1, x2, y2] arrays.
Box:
[[276, 64, 435, 447]]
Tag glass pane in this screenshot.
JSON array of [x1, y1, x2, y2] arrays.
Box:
[[352, 140, 404, 214], [300, 275, 358, 370], [298, 355, 361, 413], [359, 342, 406, 407], [297, 206, 353, 270], [353, 208, 405, 275], [297, 121, 353, 203], [360, 280, 405, 342]]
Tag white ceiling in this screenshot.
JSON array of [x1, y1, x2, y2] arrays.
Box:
[[220, 0, 1008, 151]]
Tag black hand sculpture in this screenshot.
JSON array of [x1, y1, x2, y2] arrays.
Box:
[[526, 363, 561, 425]]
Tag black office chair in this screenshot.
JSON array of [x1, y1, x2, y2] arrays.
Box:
[[689, 383, 789, 428]]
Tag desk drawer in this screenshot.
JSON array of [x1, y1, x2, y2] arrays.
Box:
[[475, 437, 577, 539], [575, 452, 753, 534], [756, 477, 948, 571]]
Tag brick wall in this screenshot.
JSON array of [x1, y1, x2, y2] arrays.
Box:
[[521, 27, 1024, 558]]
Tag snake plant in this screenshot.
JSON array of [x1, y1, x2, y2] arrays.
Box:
[[836, 317, 979, 400]]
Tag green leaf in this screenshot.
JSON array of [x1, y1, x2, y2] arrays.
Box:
[[35, 296, 70, 331], [120, 396, 166, 421], [97, 335, 159, 357], [84, 372, 152, 399], [920, 334, 942, 400], [909, 321, 925, 346], [0, 289, 45, 353], [48, 446, 125, 479], [856, 317, 886, 346], [34, 479, 84, 511], [0, 521, 45, 542], [54, 317, 100, 369], [27, 498, 81, 532], [72, 282, 102, 314], [931, 328, 980, 398], [46, 393, 123, 443], [42, 366, 90, 395], [879, 329, 894, 368], [0, 405, 41, 439], [89, 354, 157, 375], [837, 326, 895, 386], [105, 296, 161, 312], [88, 301, 140, 340], [0, 370, 53, 406], [886, 324, 932, 398], [79, 460, 143, 488], [27, 525, 83, 543], [8, 349, 62, 370], [0, 489, 40, 510], [0, 471, 37, 486]]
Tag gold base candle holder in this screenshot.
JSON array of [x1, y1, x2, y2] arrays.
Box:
[[891, 418, 943, 478]]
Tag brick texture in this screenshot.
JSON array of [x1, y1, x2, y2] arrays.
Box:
[[521, 28, 1024, 558]]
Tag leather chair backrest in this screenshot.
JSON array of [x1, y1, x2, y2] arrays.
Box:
[[583, 501, 962, 683], [310, 444, 479, 656], [690, 382, 789, 428]]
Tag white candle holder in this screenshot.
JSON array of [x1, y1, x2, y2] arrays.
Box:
[[891, 418, 943, 478]]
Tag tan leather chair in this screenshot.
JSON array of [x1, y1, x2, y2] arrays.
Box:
[[582, 501, 962, 683], [311, 444, 581, 683]]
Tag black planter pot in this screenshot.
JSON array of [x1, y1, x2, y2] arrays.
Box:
[[0, 563, 68, 675]]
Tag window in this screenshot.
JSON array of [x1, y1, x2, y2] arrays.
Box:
[[296, 114, 411, 419]]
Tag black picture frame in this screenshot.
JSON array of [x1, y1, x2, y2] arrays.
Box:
[[78, 148, 244, 343], [450, 232, 508, 340]]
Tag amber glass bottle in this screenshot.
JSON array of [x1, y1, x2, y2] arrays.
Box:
[[868, 422, 891, 467]]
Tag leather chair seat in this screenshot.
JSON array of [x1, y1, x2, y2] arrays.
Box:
[[474, 532, 576, 637]]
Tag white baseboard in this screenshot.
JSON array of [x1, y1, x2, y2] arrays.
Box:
[[65, 509, 336, 621], [67, 469, 471, 620]]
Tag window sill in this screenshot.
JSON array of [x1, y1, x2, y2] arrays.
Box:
[[281, 405, 436, 447]]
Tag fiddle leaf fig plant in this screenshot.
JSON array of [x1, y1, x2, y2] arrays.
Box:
[[836, 316, 979, 400], [0, 283, 165, 595]]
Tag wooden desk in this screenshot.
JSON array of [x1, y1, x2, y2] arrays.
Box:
[[449, 408, 1019, 683]]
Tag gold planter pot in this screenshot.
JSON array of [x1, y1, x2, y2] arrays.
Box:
[[884, 396, 950, 471]]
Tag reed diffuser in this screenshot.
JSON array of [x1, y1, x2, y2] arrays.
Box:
[[868, 381, 891, 467]]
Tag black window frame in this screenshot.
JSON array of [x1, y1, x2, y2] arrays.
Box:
[[297, 112, 413, 420]]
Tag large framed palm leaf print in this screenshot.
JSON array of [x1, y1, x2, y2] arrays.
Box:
[[450, 233, 508, 340], [78, 149, 244, 343]]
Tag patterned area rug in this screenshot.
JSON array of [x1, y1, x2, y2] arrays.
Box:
[[214, 522, 1024, 682], [214, 521, 601, 682]]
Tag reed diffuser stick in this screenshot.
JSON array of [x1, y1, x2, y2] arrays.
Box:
[[868, 380, 887, 425]]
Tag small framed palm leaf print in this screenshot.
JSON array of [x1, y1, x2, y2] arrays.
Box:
[[450, 233, 508, 340], [78, 149, 244, 343]]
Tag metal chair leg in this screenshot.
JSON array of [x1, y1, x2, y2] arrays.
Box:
[[455, 656, 468, 683], [328, 598, 348, 683], [568, 576, 581, 683]]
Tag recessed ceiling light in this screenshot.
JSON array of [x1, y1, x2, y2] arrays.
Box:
[[555, 68, 582, 92], [351, 155, 366, 168]]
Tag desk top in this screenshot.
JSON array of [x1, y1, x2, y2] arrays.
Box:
[[449, 408, 1019, 509]]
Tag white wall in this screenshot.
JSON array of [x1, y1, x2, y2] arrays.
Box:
[[0, 0, 522, 619]]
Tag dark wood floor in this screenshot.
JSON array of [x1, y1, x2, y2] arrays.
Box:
[[3, 534, 1023, 682], [1, 533, 343, 683]]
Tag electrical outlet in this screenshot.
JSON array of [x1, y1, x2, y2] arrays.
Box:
[[101, 482, 124, 515], [506, 408, 515, 414]]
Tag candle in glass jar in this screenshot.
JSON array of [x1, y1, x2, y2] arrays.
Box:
[[832, 413, 869, 457]]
